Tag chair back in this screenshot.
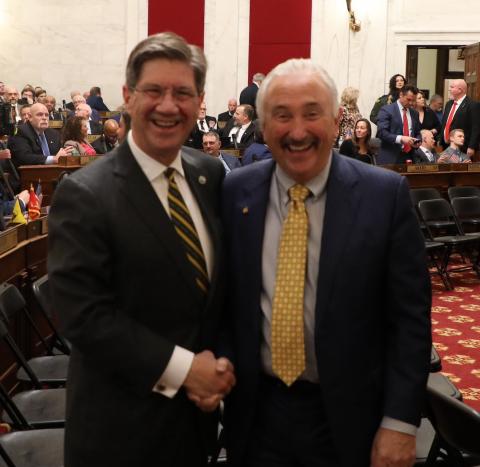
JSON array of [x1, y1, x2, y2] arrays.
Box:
[[427, 383, 480, 457], [451, 196, 480, 219], [448, 185, 480, 201], [418, 198, 465, 237], [0, 283, 26, 321], [410, 188, 442, 208]]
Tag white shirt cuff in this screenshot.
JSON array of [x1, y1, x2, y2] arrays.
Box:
[[46, 155, 56, 164], [152, 346, 194, 398], [395, 135, 403, 145], [381, 416, 417, 436]]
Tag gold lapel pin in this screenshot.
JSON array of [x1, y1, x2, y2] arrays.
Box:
[[198, 175, 207, 185], [242, 207, 249, 215]]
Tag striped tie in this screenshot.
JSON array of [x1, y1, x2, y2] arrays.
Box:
[[165, 167, 209, 294]]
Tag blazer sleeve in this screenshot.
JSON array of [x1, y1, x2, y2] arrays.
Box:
[[467, 100, 480, 150], [376, 106, 399, 145], [48, 176, 178, 395], [9, 133, 47, 166]]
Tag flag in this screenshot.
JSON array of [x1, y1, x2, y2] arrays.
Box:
[[11, 198, 26, 224], [36, 180, 43, 208], [28, 184, 41, 220]]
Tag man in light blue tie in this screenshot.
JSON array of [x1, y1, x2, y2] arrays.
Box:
[[8, 103, 72, 167]]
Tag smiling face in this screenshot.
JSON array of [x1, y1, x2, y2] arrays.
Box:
[[262, 71, 339, 183], [354, 120, 368, 140], [123, 58, 202, 165]]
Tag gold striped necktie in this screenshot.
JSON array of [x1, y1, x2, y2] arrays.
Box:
[[271, 184, 310, 386], [165, 167, 209, 294]]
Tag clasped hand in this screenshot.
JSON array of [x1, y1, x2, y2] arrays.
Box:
[[183, 350, 235, 412]]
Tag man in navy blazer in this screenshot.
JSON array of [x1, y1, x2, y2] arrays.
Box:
[[376, 85, 422, 165], [202, 131, 241, 174], [220, 60, 431, 467]]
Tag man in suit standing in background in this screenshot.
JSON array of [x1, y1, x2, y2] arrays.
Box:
[[239, 72, 265, 113], [377, 84, 422, 164], [440, 79, 480, 158], [48, 32, 235, 467], [221, 59, 431, 467]]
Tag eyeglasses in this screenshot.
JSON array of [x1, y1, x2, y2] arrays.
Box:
[[133, 86, 198, 103]]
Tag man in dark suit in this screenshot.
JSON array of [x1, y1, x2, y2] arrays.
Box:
[[91, 119, 119, 154], [45, 96, 63, 120], [412, 129, 439, 163], [48, 32, 235, 467], [220, 59, 431, 467], [377, 85, 422, 164], [440, 79, 480, 157], [223, 104, 255, 149], [202, 131, 241, 174], [187, 102, 217, 149], [239, 72, 265, 110], [8, 103, 72, 167], [75, 103, 103, 134], [86, 86, 110, 112], [217, 98, 237, 126]]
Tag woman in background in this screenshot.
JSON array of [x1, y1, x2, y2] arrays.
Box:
[[337, 86, 362, 147], [62, 116, 96, 155], [339, 118, 374, 164], [369, 73, 405, 124], [415, 90, 441, 136]]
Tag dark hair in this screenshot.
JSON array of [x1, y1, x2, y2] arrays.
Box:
[[125, 32, 207, 95], [90, 86, 101, 96], [352, 118, 372, 148], [400, 84, 419, 96], [62, 116, 86, 144], [388, 74, 406, 94], [35, 89, 46, 98]]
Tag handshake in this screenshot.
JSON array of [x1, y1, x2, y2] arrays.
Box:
[[183, 350, 236, 412]]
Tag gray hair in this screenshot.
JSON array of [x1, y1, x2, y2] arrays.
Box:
[[252, 72, 265, 84], [256, 59, 338, 128], [203, 130, 220, 142], [125, 32, 207, 95]]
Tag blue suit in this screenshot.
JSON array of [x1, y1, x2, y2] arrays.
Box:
[[377, 103, 421, 164], [221, 153, 431, 466], [220, 152, 241, 171]]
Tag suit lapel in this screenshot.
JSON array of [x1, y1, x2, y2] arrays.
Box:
[[113, 143, 206, 304], [315, 154, 360, 332]]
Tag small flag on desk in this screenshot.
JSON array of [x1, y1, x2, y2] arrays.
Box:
[[28, 183, 41, 220], [36, 180, 43, 207], [11, 198, 26, 225]]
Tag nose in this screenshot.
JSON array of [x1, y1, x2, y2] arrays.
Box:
[[288, 117, 308, 141], [155, 89, 178, 112]]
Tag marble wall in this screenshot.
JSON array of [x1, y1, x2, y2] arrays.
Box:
[[0, 0, 148, 110], [1, 0, 480, 120]]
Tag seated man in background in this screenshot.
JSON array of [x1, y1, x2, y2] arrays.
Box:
[[8, 103, 72, 166], [217, 98, 237, 129], [75, 103, 103, 134], [87, 86, 110, 112], [19, 105, 31, 125], [438, 128, 470, 163], [226, 104, 256, 149], [202, 131, 241, 174], [0, 87, 22, 136], [70, 94, 101, 123], [91, 119, 119, 154], [45, 96, 63, 120], [412, 129, 439, 163]]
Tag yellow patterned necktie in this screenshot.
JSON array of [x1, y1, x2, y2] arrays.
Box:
[[165, 167, 209, 294], [271, 184, 310, 386]]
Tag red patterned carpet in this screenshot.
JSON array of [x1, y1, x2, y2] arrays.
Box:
[[431, 266, 480, 412]]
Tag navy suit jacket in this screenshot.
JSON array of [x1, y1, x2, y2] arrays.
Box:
[[86, 95, 109, 112], [377, 103, 421, 164], [220, 152, 241, 171], [221, 154, 431, 466]]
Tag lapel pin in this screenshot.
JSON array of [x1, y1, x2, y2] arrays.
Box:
[[198, 175, 207, 185], [242, 207, 249, 215]]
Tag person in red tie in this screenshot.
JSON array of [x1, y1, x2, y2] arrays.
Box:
[[440, 79, 480, 158], [376, 84, 422, 164]]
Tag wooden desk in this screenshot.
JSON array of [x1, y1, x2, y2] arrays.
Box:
[[19, 164, 82, 205], [381, 164, 480, 192]]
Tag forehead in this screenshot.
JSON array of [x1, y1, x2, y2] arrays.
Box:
[[203, 135, 218, 143], [266, 72, 332, 108], [32, 105, 47, 114], [137, 58, 196, 86]]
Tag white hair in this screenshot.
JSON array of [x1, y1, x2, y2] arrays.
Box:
[[256, 58, 338, 128]]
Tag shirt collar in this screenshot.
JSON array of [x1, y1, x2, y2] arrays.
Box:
[[241, 121, 251, 130], [396, 100, 409, 112], [275, 151, 332, 206], [455, 94, 466, 105], [128, 130, 184, 183]]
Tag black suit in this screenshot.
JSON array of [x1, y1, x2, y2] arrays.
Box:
[[0, 102, 16, 136], [236, 122, 255, 149], [9, 122, 61, 167], [411, 147, 438, 164], [239, 83, 259, 108], [217, 111, 234, 123], [89, 120, 103, 135], [440, 96, 480, 152], [187, 116, 217, 149], [91, 135, 117, 154], [48, 143, 226, 466]]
